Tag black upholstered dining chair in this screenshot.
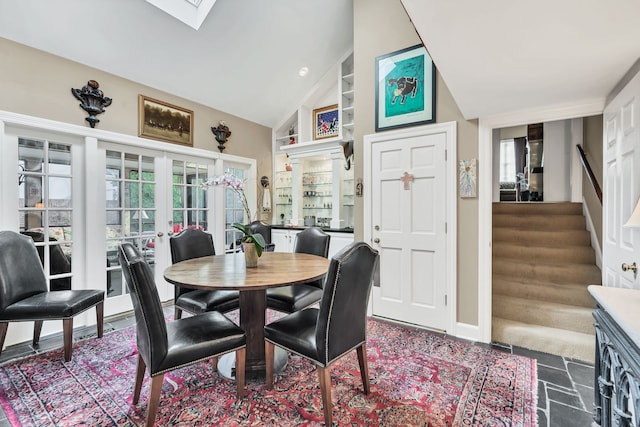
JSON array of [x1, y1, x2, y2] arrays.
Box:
[[169, 228, 239, 320], [249, 220, 276, 252], [0, 230, 104, 362], [264, 241, 379, 426], [118, 242, 246, 427], [266, 227, 330, 313]]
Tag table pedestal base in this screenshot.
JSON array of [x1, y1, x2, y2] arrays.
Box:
[[218, 346, 288, 381]]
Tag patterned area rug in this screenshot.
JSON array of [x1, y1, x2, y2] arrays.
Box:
[[0, 315, 536, 426]]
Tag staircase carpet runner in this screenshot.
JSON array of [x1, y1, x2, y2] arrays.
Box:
[[492, 202, 601, 363]]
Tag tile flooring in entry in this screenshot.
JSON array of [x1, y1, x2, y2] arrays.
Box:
[[0, 309, 596, 427]]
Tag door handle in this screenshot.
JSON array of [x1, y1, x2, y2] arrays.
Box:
[[157, 232, 164, 237], [373, 238, 380, 243], [622, 262, 637, 273]]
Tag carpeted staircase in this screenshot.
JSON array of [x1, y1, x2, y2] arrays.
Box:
[[492, 202, 601, 363]]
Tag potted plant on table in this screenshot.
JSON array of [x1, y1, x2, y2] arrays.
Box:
[[201, 173, 266, 267]]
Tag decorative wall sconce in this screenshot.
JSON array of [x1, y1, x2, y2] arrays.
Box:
[[71, 80, 112, 128], [211, 121, 231, 152]]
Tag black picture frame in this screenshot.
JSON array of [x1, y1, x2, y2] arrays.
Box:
[[375, 44, 436, 132]]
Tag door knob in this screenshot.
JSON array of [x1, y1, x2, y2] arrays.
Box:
[[157, 232, 164, 237], [622, 262, 637, 272], [373, 238, 380, 243]]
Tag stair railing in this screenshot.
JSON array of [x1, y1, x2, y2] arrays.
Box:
[[576, 144, 602, 204]]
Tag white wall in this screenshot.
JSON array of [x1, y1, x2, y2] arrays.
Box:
[[543, 120, 572, 201]]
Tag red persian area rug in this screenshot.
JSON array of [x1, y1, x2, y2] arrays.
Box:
[[0, 315, 537, 426]]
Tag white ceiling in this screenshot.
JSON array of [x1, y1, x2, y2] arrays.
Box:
[[402, 0, 640, 120], [1, 1, 639, 128], [0, 0, 353, 128]]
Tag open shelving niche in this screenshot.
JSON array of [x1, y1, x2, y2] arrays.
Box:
[[272, 51, 354, 229]]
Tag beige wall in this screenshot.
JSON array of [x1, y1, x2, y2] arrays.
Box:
[[354, 0, 480, 325], [583, 115, 603, 247], [0, 37, 273, 185]]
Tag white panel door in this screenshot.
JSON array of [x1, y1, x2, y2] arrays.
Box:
[[603, 71, 640, 289], [370, 130, 449, 331]]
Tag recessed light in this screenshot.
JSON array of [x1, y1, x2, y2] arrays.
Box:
[[298, 67, 309, 77]]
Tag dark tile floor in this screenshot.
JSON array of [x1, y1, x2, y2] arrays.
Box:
[[0, 309, 596, 427]]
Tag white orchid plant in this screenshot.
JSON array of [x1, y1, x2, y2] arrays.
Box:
[[201, 173, 266, 256]]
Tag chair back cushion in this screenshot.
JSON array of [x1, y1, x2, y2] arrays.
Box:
[[170, 228, 215, 264], [293, 227, 330, 257], [316, 242, 379, 364], [293, 227, 330, 289], [0, 231, 48, 311], [118, 242, 168, 370], [249, 221, 272, 245]]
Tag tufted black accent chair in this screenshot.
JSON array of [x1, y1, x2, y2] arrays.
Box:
[[266, 227, 330, 313], [0, 230, 104, 362], [169, 228, 239, 320], [264, 241, 379, 426], [249, 220, 276, 252], [118, 242, 246, 427]]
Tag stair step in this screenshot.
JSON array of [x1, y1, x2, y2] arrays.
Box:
[[493, 202, 583, 215], [492, 295, 594, 334], [493, 228, 592, 246], [493, 213, 586, 230], [493, 242, 595, 264], [492, 275, 597, 307], [492, 317, 594, 363], [493, 259, 602, 285]]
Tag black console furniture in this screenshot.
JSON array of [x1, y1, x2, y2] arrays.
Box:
[[589, 285, 640, 427]]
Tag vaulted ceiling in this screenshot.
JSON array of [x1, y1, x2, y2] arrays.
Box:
[[1, 0, 639, 128]]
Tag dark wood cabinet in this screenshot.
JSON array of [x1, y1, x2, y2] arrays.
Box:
[[589, 286, 640, 427]]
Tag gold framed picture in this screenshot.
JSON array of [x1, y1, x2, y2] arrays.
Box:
[[312, 104, 339, 140], [138, 95, 193, 146]]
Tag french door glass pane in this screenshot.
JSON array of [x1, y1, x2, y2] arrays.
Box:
[[171, 160, 208, 235], [105, 150, 156, 298], [18, 138, 74, 290]]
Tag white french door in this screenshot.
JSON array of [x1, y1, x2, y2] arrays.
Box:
[[98, 143, 219, 315]]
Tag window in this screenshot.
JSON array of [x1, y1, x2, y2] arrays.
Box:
[[104, 150, 156, 298], [499, 139, 516, 182], [18, 138, 73, 290], [224, 166, 247, 253], [171, 160, 209, 234]]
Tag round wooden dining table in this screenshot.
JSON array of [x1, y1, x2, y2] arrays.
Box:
[[163, 251, 329, 380]]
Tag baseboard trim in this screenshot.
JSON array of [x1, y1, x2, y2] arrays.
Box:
[[582, 197, 602, 269], [455, 322, 480, 342]]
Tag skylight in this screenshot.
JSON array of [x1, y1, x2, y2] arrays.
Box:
[[145, 0, 217, 30]]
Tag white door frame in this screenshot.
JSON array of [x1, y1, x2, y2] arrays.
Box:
[[364, 121, 457, 335], [477, 101, 603, 343]]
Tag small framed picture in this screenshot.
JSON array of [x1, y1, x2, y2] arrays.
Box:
[[138, 95, 193, 146], [312, 104, 339, 140], [375, 44, 436, 131]]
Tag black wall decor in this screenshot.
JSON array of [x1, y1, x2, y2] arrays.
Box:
[[71, 80, 112, 128], [211, 121, 232, 152]]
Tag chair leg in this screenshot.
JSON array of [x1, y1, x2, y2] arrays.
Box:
[[265, 341, 275, 390], [0, 322, 8, 357], [62, 318, 73, 362], [318, 366, 333, 426], [146, 374, 164, 427], [356, 343, 371, 394], [235, 348, 246, 399], [32, 320, 44, 346], [174, 307, 182, 320], [211, 356, 218, 372], [96, 301, 104, 338], [133, 354, 147, 404]]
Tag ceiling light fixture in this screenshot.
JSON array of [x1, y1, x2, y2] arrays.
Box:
[[298, 67, 309, 77]]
